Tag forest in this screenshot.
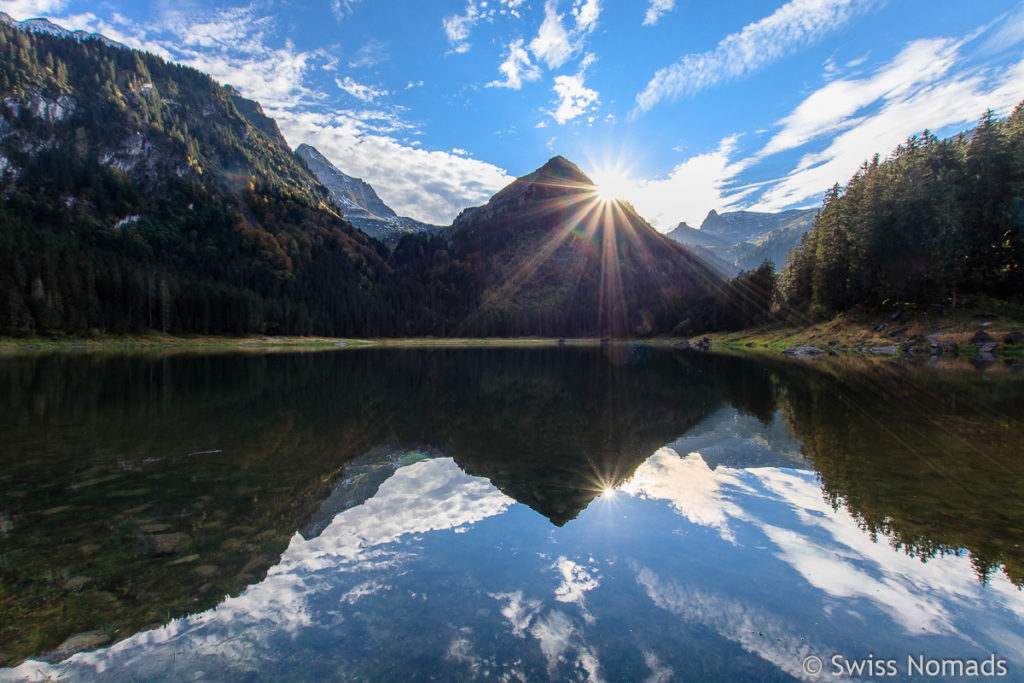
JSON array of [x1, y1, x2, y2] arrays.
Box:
[[781, 106, 1024, 315]]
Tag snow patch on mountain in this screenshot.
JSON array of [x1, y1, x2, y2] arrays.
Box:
[[0, 12, 126, 49]]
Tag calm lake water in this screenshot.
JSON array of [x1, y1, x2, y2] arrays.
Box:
[[1, 347, 1022, 682]]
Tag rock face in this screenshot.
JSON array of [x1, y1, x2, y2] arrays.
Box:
[[448, 156, 723, 337], [666, 208, 816, 273], [296, 143, 439, 244], [227, 86, 289, 152]]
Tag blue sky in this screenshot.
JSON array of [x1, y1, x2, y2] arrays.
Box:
[[2, 0, 1023, 228]]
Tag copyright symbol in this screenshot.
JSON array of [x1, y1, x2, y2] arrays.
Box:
[[802, 655, 823, 676]]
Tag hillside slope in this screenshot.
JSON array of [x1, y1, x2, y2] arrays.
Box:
[[0, 15, 402, 337]]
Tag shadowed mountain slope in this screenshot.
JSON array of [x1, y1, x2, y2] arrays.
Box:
[[447, 156, 725, 337]]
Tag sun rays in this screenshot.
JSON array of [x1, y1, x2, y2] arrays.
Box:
[[589, 165, 638, 204], [452, 157, 718, 338]]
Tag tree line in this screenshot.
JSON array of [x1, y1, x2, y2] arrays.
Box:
[[781, 105, 1024, 315]]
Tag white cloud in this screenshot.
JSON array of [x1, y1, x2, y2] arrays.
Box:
[[335, 76, 389, 102], [634, 0, 875, 114], [442, 1, 484, 54], [979, 2, 1024, 55], [549, 72, 599, 124], [528, 0, 600, 70], [751, 41, 1024, 212], [330, 0, 360, 21], [642, 0, 675, 27], [544, 52, 600, 124], [530, 0, 574, 69], [572, 0, 601, 34], [500, 0, 526, 19], [348, 39, 388, 68], [630, 135, 749, 229], [488, 38, 542, 89], [0, 0, 68, 19], [759, 38, 961, 158]]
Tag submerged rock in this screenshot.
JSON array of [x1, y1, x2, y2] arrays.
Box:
[[150, 532, 190, 555]]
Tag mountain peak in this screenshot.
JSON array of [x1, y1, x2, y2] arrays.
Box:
[[296, 144, 438, 244], [531, 155, 593, 185], [453, 156, 595, 227]]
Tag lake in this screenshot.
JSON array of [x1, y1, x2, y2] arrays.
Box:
[[1, 347, 1022, 681]]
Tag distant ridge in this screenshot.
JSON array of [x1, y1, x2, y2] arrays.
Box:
[[296, 143, 440, 244], [0, 12, 126, 49], [667, 208, 816, 272]]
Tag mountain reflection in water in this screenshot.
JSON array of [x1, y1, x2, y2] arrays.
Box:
[[1, 347, 1022, 681]]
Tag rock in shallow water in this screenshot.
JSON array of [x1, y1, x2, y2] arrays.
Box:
[[151, 532, 190, 555]]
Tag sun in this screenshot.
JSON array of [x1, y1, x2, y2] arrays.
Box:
[[590, 166, 637, 204]]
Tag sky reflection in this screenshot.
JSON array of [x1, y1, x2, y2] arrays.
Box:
[[3, 408, 1022, 682]]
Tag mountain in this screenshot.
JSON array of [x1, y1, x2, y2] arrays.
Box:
[[225, 85, 290, 151], [296, 143, 440, 244], [447, 156, 723, 336], [0, 17, 730, 339], [664, 221, 738, 278], [667, 208, 816, 273], [0, 12, 126, 49], [0, 16, 410, 337]]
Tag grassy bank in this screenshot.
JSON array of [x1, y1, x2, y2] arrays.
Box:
[[0, 334, 631, 354], [698, 308, 1024, 358]]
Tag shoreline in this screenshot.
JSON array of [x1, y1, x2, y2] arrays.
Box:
[[699, 308, 1024, 360], [2, 309, 1022, 359]]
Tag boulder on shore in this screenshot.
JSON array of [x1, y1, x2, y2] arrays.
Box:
[[1003, 330, 1024, 345], [971, 330, 997, 353], [783, 345, 825, 359], [692, 337, 711, 351]]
